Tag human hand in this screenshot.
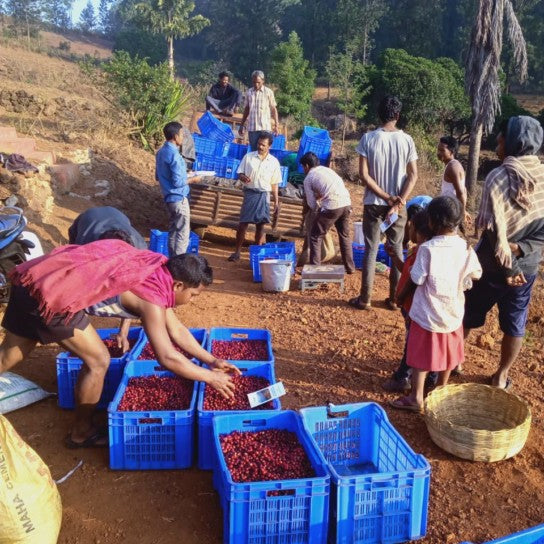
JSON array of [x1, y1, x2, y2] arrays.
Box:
[[387, 203, 401, 218], [464, 211, 472, 226], [384, 241, 395, 257], [509, 242, 522, 257], [239, 173, 251, 184], [207, 370, 235, 399], [506, 273, 527, 287], [188, 175, 201, 183], [210, 358, 242, 375], [238, 125, 246, 135], [115, 333, 130, 354]]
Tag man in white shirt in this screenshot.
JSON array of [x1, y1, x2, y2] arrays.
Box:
[[238, 70, 279, 150], [228, 132, 281, 262], [301, 152, 355, 273], [349, 96, 418, 310]]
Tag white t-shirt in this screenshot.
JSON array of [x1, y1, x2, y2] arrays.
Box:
[[409, 235, 482, 333], [303, 165, 351, 211], [356, 128, 418, 206], [237, 151, 282, 192]]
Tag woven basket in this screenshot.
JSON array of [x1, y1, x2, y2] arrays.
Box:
[[424, 383, 531, 462]]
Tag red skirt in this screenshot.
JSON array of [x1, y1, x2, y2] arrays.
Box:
[[406, 321, 464, 372]]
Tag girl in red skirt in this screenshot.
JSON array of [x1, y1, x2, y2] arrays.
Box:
[[390, 196, 482, 412]]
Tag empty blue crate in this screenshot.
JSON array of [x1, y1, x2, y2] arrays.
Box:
[[56, 327, 145, 410], [108, 360, 198, 470], [197, 111, 235, 143], [460, 524, 544, 544], [227, 142, 250, 160], [212, 411, 330, 544], [197, 361, 279, 470], [193, 133, 229, 157], [279, 166, 288, 188], [297, 126, 332, 172], [194, 155, 240, 179], [300, 403, 431, 544], [353, 243, 365, 269], [207, 327, 274, 364], [149, 229, 199, 257], [129, 328, 207, 363], [272, 134, 286, 150], [270, 149, 295, 164], [249, 242, 296, 282]]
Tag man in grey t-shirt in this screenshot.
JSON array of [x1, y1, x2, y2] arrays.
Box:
[[349, 96, 418, 310]]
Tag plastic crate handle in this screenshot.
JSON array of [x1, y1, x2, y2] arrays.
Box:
[[231, 333, 249, 339], [242, 419, 267, 427], [326, 402, 349, 419], [138, 417, 163, 424]]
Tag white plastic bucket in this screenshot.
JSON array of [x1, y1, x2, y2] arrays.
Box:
[[353, 221, 364, 244], [260, 259, 292, 292]]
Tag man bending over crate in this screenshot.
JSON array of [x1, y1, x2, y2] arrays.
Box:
[[0, 240, 238, 448], [228, 132, 282, 262]]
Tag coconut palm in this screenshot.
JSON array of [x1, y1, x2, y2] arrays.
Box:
[[464, 0, 528, 195], [129, 0, 209, 78]]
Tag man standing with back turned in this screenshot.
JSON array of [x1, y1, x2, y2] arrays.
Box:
[[349, 96, 418, 311]]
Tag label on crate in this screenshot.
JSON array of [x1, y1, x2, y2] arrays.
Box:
[[247, 382, 286, 408]]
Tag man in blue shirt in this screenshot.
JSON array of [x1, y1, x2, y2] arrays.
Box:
[[155, 122, 199, 256]]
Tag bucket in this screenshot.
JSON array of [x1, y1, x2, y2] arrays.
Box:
[[260, 259, 292, 292], [353, 221, 364, 245]]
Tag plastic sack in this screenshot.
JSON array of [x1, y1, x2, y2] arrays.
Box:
[[0, 373, 51, 415], [0, 415, 62, 543]]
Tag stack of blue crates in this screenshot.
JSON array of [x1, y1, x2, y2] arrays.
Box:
[[193, 133, 230, 158], [249, 242, 296, 282], [296, 126, 332, 173], [149, 229, 199, 257], [300, 402, 431, 544], [197, 111, 235, 143], [193, 155, 240, 179], [459, 524, 544, 544]]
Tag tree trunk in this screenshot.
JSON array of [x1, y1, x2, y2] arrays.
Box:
[[168, 36, 174, 79], [341, 113, 347, 154], [466, 118, 483, 207]]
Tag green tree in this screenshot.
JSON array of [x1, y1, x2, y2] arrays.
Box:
[[113, 27, 166, 65], [98, 0, 110, 33], [269, 32, 316, 127], [42, 0, 73, 28], [326, 45, 369, 151], [6, 0, 41, 44], [125, 0, 209, 78], [79, 0, 96, 31]]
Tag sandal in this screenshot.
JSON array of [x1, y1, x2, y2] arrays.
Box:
[[348, 297, 371, 310], [389, 396, 423, 413], [451, 365, 464, 376], [65, 430, 108, 449], [489, 376, 512, 391], [385, 298, 398, 311], [227, 252, 241, 262], [382, 377, 411, 393]]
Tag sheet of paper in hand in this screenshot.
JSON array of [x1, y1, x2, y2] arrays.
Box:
[[380, 213, 399, 233], [247, 382, 286, 408]]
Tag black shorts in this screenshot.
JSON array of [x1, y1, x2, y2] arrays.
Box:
[[2, 284, 89, 344]]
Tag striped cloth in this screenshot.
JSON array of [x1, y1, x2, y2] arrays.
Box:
[[476, 155, 544, 268], [245, 86, 276, 131]]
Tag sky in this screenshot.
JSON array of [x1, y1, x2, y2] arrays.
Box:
[[71, 0, 101, 24]]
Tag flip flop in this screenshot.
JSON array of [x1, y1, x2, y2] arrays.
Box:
[[389, 396, 423, 413], [385, 298, 398, 311], [348, 297, 371, 310], [65, 430, 108, 449], [227, 253, 240, 262], [489, 376, 512, 391]]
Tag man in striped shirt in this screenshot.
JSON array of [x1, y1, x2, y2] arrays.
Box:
[[239, 70, 279, 151]]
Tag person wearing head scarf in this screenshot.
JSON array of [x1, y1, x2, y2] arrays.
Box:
[[464, 115, 544, 390]]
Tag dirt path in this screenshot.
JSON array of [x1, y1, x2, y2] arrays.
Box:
[[6, 219, 544, 544]]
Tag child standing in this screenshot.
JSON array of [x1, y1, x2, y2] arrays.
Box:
[[382, 209, 433, 393], [390, 196, 482, 412]]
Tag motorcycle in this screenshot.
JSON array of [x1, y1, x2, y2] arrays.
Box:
[[0, 207, 36, 303]]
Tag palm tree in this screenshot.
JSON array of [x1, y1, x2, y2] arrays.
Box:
[[130, 0, 209, 78], [464, 0, 528, 195]]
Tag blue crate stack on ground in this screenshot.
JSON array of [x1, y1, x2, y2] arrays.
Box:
[[270, 149, 295, 164], [300, 402, 431, 544], [249, 242, 296, 282], [194, 155, 240, 179], [227, 142, 250, 160], [56, 327, 145, 410], [197, 361, 280, 470], [149, 229, 200, 257], [193, 133, 230, 157], [212, 411, 330, 544], [353, 243, 365, 269], [272, 134, 286, 150], [279, 166, 288, 188], [197, 111, 235, 144], [459, 524, 544, 544], [296, 126, 332, 173], [108, 360, 199, 470]]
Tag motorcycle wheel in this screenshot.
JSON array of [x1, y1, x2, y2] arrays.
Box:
[[0, 241, 28, 304]]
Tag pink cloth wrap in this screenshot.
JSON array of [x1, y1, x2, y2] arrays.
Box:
[[9, 239, 175, 323]]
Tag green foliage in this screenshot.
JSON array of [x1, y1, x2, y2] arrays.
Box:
[[269, 32, 316, 126], [79, 0, 96, 32], [41, 0, 72, 29], [113, 27, 165, 65], [368, 49, 470, 131], [101, 51, 192, 147]]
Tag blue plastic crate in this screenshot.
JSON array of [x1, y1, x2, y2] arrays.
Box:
[[193, 133, 229, 157], [212, 411, 330, 544], [197, 111, 235, 143], [108, 360, 198, 470], [194, 155, 240, 179], [279, 166, 289, 188], [353, 243, 365, 269], [296, 126, 332, 173], [300, 403, 431, 544], [197, 361, 280, 470], [272, 134, 286, 150], [56, 327, 145, 410], [249, 243, 296, 282], [128, 328, 207, 363], [459, 524, 544, 544], [270, 149, 295, 164], [149, 229, 199, 257], [207, 327, 274, 364], [227, 142, 250, 160]]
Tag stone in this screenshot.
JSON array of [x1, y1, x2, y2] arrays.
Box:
[[476, 333, 495, 350]]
